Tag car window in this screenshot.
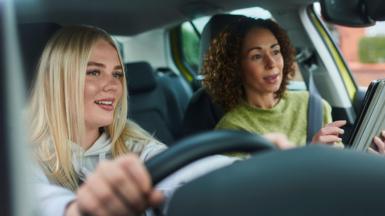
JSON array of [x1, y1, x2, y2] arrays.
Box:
[[181, 20, 205, 72], [319, 13, 385, 88]]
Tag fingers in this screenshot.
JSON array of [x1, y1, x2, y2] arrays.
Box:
[[76, 154, 162, 216], [78, 168, 134, 216], [372, 130, 385, 155], [317, 135, 342, 144], [312, 120, 345, 145], [118, 154, 152, 196], [148, 190, 165, 207], [98, 159, 146, 213], [318, 125, 344, 137], [326, 120, 347, 128], [77, 177, 111, 216]]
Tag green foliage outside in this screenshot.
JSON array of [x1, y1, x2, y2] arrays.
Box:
[[359, 36, 385, 63], [181, 25, 200, 70]]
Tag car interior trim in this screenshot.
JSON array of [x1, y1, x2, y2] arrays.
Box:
[[308, 5, 358, 100], [299, 6, 353, 108]]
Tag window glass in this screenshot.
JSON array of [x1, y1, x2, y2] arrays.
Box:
[[319, 15, 385, 87], [112, 36, 126, 59], [181, 21, 203, 71]]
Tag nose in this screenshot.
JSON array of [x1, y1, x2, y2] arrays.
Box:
[[264, 54, 276, 69], [102, 75, 120, 92]]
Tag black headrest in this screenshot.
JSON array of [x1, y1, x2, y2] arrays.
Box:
[[199, 14, 245, 66], [18, 22, 62, 91], [125, 61, 157, 94]]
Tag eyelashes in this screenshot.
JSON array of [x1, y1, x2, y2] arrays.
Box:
[[112, 71, 124, 79], [86, 69, 124, 79], [86, 70, 100, 76]]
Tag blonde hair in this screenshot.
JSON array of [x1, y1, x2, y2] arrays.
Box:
[[28, 25, 154, 190]]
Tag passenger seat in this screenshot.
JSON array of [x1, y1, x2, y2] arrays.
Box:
[[125, 61, 191, 145], [182, 14, 243, 137]]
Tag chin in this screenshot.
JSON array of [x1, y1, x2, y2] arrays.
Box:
[[97, 118, 114, 128]]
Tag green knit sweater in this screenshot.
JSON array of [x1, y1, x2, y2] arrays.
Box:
[[215, 91, 332, 146]]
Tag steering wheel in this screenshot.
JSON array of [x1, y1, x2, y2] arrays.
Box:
[[145, 130, 275, 185]]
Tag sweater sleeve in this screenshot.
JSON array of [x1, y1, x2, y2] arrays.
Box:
[[322, 99, 333, 126], [32, 166, 76, 216]]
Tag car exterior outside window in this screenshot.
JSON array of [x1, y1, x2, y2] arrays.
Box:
[[319, 14, 385, 87]]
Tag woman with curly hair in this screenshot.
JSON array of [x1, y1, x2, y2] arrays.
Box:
[[202, 17, 347, 147]]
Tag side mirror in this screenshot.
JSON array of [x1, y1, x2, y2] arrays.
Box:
[[320, 0, 374, 27]]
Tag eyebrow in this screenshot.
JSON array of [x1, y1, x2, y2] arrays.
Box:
[[246, 43, 280, 54], [87, 61, 123, 70]]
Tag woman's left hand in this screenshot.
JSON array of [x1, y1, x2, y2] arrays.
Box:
[[370, 130, 385, 154], [311, 120, 347, 145], [263, 132, 294, 150]]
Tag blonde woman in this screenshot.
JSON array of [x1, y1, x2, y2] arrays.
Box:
[[29, 25, 166, 216]]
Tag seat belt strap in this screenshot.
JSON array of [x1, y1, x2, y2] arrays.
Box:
[[306, 70, 323, 144]]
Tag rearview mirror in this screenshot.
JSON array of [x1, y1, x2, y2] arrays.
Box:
[[364, 0, 385, 21], [321, 0, 385, 27], [320, 0, 374, 27]]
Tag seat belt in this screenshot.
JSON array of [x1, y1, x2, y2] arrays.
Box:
[[306, 68, 323, 144], [296, 48, 323, 144]]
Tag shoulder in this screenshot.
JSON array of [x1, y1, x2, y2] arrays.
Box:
[[285, 90, 309, 100], [281, 91, 309, 111], [125, 137, 167, 161], [216, 104, 250, 130]]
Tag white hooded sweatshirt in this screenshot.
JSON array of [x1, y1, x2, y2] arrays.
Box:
[[33, 132, 237, 216]]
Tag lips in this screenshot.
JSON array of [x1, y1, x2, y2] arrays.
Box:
[[94, 98, 115, 111], [263, 74, 279, 84]]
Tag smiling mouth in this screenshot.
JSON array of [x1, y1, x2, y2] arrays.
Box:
[[94, 99, 114, 111], [95, 100, 113, 105]]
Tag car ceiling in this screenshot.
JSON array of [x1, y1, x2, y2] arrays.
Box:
[[15, 0, 315, 36]]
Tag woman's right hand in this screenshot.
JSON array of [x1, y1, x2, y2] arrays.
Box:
[[65, 153, 164, 216], [311, 120, 346, 145]]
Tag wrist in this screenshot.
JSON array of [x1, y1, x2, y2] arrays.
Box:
[[65, 201, 80, 216]]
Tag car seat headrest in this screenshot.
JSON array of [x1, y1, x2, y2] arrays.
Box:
[[199, 14, 246, 68], [125, 61, 157, 94]]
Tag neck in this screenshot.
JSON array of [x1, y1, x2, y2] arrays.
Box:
[[246, 92, 278, 109], [81, 127, 101, 150]]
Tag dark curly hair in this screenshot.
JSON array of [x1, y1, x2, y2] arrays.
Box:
[[202, 17, 296, 111]]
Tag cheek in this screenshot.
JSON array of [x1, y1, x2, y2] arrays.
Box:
[[116, 81, 123, 99], [84, 81, 98, 102], [242, 62, 263, 80]]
